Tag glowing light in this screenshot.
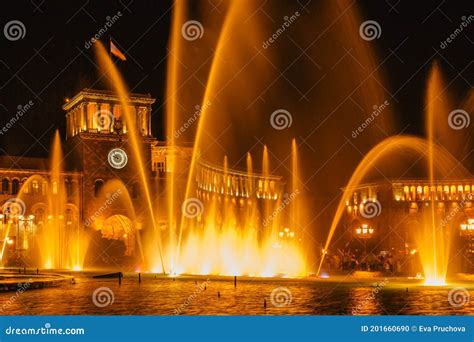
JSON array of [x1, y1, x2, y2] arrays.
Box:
[[424, 279, 446, 286]]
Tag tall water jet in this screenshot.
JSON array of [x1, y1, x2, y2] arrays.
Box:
[[290, 139, 299, 230], [165, 0, 187, 272], [421, 62, 451, 285], [48, 130, 66, 268], [317, 136, 467, 275], [94, 42, 165, 273]]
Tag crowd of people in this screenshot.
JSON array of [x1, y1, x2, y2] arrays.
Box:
[[320, 248, 408, 274]]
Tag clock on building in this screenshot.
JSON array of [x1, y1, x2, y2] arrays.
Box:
[[108, 148, 128, 169]]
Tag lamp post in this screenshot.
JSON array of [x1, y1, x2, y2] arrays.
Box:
[[278, 227, 295, 239], [17, 214, 34, 251], [355, 224, 374, 254]]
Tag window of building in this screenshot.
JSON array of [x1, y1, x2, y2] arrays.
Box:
[[66, 181, 73, 197], [11, 179, 20, 195], [94, 180, 104, 197], [1, 179, 9, 194], [32, 180, 39, 195]]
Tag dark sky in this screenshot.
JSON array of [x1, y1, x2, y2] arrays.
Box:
[[0, 0, 472, 157]]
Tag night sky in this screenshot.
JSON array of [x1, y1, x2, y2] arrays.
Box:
[[0, 0, 472, 158]]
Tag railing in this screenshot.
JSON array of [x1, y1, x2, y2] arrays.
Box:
[[196, 160, 284, 200]]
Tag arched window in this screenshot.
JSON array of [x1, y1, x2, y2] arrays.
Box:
[[11, 179, 20, 195], [94, 180, 104, 197], [32, 180, 39, 195], [2, 179, 9, 194], [66, 180, 73, 197]]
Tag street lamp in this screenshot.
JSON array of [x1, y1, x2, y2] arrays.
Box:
[[355, 224, 374, 254], [355, 224, 374, 238], [279, 227, 295, 239]]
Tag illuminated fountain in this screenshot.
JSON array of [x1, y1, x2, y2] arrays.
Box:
[[3, 0, 469, 282], [317, 63, 471, 285], [89, 0, 309, 277], [3, 131, 90, 270]]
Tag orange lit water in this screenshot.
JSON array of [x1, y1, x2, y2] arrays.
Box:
[[0, 274, 470, 315]]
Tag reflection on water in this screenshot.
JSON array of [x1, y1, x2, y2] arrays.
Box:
[[0, 275, 471, 315]]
